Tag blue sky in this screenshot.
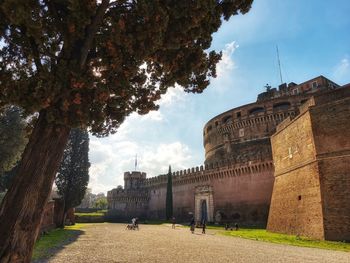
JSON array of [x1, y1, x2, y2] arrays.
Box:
[[89, 0, 350, 194]]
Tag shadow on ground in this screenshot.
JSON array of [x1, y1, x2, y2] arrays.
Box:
[[31, 228, 84, 263]]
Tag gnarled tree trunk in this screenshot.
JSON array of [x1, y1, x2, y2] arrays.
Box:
[[0, 110, 70, 263]]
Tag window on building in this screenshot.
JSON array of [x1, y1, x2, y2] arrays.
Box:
[[222, 115, 233, 125], [312, 81, 318, 89], [273, 102, 291, 111], [249, 107, 265, 115], [236, 112, 241, 118]]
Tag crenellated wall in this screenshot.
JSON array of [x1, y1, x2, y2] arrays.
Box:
[[144, 160, 274, 225]]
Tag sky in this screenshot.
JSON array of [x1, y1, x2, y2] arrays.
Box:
[[88, 0, 350, 194]]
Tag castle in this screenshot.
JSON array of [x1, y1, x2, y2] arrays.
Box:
[[107, 75, 349, 238]]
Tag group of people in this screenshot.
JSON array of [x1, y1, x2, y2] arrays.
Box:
[[129, 216, 239, 234], [189, 218, 206, 234]]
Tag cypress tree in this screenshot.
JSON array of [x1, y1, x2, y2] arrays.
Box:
[[55, 128, 90, 227], [0, 1, 253, 260], [166, 165, 173, 220]]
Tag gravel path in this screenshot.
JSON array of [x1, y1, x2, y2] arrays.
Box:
[[44, 223, 349, 263]]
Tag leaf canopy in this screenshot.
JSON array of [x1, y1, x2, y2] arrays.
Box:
[[0, 0, 253, 136]]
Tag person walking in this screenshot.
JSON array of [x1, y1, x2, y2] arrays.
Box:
[[190, 218, 195, 234], [171, 216, 176, 229], [135, 217, 139, 230], [202, 220, 206, 234]]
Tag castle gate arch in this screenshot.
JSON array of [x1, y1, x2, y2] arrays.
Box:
[[195, 185, 214, 223]]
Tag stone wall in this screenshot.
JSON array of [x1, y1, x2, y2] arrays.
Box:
[[145, 160, 274, 225], [40, 200, 56, 233], [267, 87, 350, 240], [310, 91, 350, 241]]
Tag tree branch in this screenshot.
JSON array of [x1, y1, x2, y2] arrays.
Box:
[[79, 0, 110, 69], [19, 27, 43, 72], [28, 37, 43, 72]]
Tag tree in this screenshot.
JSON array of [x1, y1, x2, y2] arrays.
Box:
[[0, 165, 18, 193], [55, 128, 90, 227], [165, 165, 173, 220], [93, 197, 108, 210], [0, 106, 28, 177], [0, 1, 253, 261]]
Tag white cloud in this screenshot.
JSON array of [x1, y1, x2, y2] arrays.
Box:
[[216, 41, 239, 78], [208, 41, 240, 94], [138, 142, 193, 175], [88, 136, 195, 194], [333, 57, 349, 82], [158, 85, 186, 107]]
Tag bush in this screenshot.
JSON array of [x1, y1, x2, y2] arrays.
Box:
[[74, 211, 105, 223]]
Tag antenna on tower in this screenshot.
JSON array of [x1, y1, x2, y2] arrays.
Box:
[[276, 45, 283, 84], [134, 154, 138, 171]]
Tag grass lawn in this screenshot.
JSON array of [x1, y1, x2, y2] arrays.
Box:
[[74, 212, 105, 217], [206, 226, 350, 252], [32, 223, 87, 261]]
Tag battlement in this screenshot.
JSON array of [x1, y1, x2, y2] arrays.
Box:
[[276, 85, 350, 133], [256, 75, 339, 102], [143, 159, 274, 188], [107, 188, 149, 202], [124, 171, 147, 179]]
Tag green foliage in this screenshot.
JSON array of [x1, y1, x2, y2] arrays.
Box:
[[0, 0, 253, 136], [74, 212, 105, 217], [0, 106, 28, 177], [165, 165, 173, 220], [75, 214, 104, 223], [55, 129, 90, 212], [93, 197, 108, 210], [32, 224, 86, 261], [218, 228, 350, 252]]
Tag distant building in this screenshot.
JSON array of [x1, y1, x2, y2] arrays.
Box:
[[78, 188, 96, 208], [107, 76, 347, 232]]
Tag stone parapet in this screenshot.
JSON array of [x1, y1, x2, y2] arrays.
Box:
[[143, 160, 274, 188]]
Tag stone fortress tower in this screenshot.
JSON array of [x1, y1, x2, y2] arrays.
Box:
[[107, 171, 149, 221], [107, 75, 346, 231], [124, 171, 146, 190], [203, 76, 339, 167]]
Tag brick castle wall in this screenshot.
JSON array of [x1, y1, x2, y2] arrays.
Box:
[[267, 87, 350, 240], [145, 160, 274, 225], [310, 92, 350, 241]]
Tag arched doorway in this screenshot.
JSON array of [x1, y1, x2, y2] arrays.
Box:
[[201, 200, 208, 223], [194, 185, 214, 223]]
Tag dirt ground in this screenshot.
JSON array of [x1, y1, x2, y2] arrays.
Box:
[[41, 223, 350, 263]]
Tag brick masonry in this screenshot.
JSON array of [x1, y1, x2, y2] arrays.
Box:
[[267, 87, 350, 241]]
